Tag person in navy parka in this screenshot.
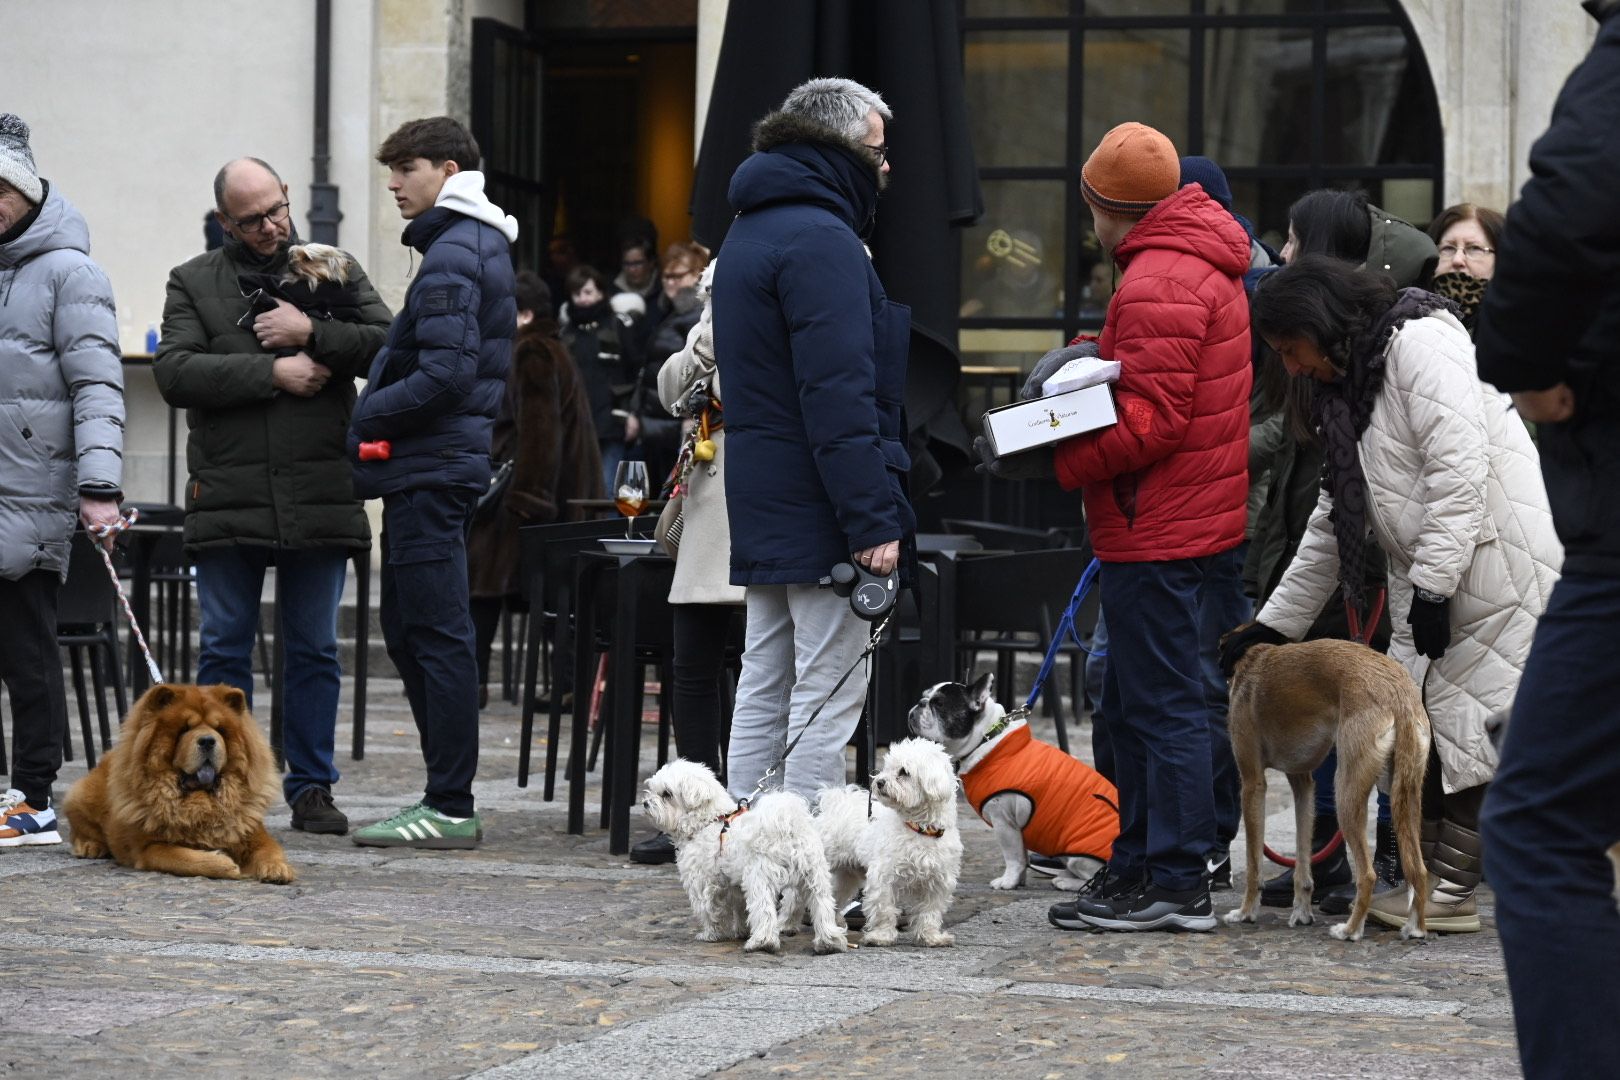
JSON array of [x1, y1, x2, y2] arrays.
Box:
[[712, 78, 914, 800], [347, 116, 517, 850]]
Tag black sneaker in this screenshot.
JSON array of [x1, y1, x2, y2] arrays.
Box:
[[1048, 867, 1146, 930], [290, 787, 349, 835], [1315, 882, 1359, 916], [1077, 881, 1217, 933], [1206, 849, 1232, 891], [1027, 853, 1066, 878], [629, 831, 676, 865]]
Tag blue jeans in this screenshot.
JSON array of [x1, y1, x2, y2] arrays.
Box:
[[1199, 543, 1251, 851], [600, 440, 626, 497], [1099, 557, 1218, 891], [194, 546, 348, 804], [1483, 572, 1620, 1080], [381, 488, 480, 817]]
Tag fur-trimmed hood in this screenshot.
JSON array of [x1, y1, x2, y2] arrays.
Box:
[[750, 110, 870, 157]]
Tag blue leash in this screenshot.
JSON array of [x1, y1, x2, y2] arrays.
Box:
[[1021, 557, 1104, 714]]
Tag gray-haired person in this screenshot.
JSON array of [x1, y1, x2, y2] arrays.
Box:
[[712, 78, 912, 799], [0, 113, 124, 846]]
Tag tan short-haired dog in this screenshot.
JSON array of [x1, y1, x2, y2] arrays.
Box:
[[1223, 636, 1430, 941]]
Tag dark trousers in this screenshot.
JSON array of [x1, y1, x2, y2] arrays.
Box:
[[1099, 556, 1218, 891], [1199, 542, 1250, 850], [381, 488, 480, 817], [1482, 571, 1620, 1080], [671, 603, 732, 776], [471, 595, 505, 688], [0, 571, 68, 809]]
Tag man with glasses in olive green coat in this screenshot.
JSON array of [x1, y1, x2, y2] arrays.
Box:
[[155, 157, 392, 836]]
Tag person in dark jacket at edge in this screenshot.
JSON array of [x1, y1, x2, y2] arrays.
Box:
[[348, 117, 517, 851], [1475, 2, 1620, 1074], [983, 123, 1252, 934], [156, 155, 392, 837], [712, 77, 913, 802]]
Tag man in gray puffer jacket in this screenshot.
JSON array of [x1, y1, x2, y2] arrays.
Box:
[[0, 114, 124, 847]]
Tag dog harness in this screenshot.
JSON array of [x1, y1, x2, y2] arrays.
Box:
[[960, 722, 1120, 860], [716, 805, 748, 849]]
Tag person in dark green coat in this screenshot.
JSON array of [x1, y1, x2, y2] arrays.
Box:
[[154, 157, 391, 836]]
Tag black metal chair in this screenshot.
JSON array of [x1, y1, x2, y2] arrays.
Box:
[[57, 530, 128, 768], [941, 517, 1072, 552], [935, 547, 1094, 753], [515, 516, 655, 794]]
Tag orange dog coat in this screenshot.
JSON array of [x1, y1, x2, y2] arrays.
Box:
[[960, 722, 1119, 860]]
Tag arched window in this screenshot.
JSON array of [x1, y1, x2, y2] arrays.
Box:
[[958, 0, 1442, 362]]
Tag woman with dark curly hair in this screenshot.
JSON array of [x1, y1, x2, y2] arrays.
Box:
[[1223, 255, 1562, 933]]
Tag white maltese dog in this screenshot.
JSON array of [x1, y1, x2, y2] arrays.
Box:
[[814, 738, 962, 947], [641, 759, 847, 955]]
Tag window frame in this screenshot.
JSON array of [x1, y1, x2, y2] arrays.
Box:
[[959, 0, 1443, 342]]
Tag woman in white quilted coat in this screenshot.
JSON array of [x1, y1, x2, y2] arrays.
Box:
[[1227, 255, 1563, 932]]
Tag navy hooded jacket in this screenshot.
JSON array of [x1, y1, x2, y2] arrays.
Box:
[[349, 178, 516, 498], [713, 113, 914, 585]]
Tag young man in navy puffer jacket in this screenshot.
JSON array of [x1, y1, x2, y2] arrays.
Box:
[[348, 116, 517, 849]]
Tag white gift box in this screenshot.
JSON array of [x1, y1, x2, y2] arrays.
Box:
[[982, 382, 1117, 456]]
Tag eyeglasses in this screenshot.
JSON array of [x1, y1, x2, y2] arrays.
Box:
[[229, 201, 291, 234], [1437, 243, 1494, 261], [862, 142, 889, 166]]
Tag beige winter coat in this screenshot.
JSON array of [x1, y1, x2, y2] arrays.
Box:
[[1259, 310, 1563, 792], [656, 265, 745, 606]]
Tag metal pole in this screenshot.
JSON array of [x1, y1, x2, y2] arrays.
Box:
[[308, 0, 342, 243]]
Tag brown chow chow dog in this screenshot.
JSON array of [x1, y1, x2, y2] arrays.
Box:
[[63, 684, 295, 883]]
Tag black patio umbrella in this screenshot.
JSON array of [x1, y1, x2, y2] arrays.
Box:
[[690, 0, 985, 493]]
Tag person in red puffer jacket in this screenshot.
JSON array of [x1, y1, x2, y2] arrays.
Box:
[[1045, 122, 1252, 934]]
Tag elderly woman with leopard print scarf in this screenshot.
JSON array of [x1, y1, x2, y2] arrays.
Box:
[[1426, 203, 1505, 334], [1222, 255, 1563, 935]]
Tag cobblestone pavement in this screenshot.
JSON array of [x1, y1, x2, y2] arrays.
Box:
[[1, 679, 1520, 1078]]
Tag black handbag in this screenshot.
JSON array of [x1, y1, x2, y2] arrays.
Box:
[[474, 459, 514, 522]]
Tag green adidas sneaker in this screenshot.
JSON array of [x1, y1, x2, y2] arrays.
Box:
[[352, 802, 482, 850]]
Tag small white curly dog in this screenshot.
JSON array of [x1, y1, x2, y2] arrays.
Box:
[[641, 759, 847, 955], [814, 738, 963, 947]]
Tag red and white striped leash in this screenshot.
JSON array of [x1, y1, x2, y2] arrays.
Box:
[[85, 508, 164, 686]]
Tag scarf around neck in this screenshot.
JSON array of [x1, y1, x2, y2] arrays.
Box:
[[1313, 287, 1461, 620]]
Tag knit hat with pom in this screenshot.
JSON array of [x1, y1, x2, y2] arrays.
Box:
[[1081, 122, 1179, 216], [0, 114, 42, 205]]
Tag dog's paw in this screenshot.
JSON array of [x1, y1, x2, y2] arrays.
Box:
[[915, 930, 954, 948], [813, 931, 849, 955], [989, 873, 1023, 891], [1288, 906, 1315, 928], [1223, 908, 1256, 926], [250, 858, 297, 885], [1050, 875, 1086, 892], [861, 927, 899, 947], [70, 840, 109, 860], [1329, 921, 1363, 942], [695, 929, 729, 943], [1399, 923, 1427, 941], [743, 936, 782, 955]]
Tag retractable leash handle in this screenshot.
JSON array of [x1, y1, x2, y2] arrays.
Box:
[[1021, 557, 1103, 715], [86, 508, 165, 686]]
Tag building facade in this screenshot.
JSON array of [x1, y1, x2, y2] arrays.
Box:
[[1, 0, 1595, 503]]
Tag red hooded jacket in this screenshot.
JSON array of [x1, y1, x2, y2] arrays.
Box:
[[1055, 185, 1252, 561]]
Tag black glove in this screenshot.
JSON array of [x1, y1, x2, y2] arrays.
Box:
[[972, 435, 1055, 481], [1407, 588, 1451, 660], [1020, 341, 1102, 401], [1219, 621, 1288, 678]]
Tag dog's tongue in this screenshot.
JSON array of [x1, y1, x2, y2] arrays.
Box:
[[195, 764, 218, 788]]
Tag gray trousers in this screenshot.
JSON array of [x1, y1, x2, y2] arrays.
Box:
[[726, 584, 871, 800]]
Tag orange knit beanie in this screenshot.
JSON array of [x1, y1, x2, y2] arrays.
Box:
[[1081, 122, 1180, 216]]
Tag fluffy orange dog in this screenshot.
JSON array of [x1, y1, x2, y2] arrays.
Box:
[[63, 684, 295, 883]]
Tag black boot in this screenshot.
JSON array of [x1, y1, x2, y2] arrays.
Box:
[[629, 831, 676, 865], [1260, 813, 1352, 907], [1374, 817, 1405, 887]]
